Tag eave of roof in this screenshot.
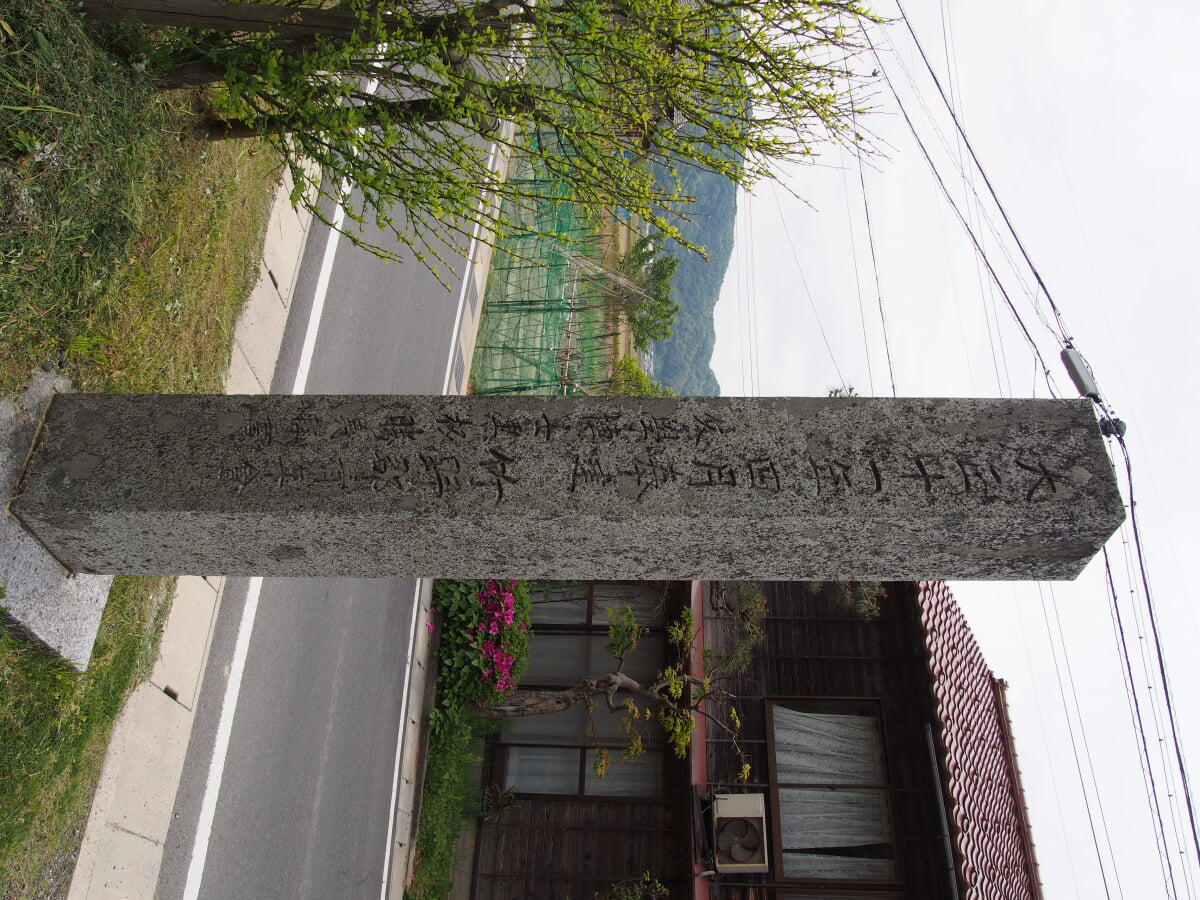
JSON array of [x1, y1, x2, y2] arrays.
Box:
[[918, 580, 1045, 900]]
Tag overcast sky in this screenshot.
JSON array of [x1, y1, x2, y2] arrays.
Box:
[[711, 1, 1200, 896]]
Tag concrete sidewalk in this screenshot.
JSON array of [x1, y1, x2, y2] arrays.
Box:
[[66, 171, 437, 900]]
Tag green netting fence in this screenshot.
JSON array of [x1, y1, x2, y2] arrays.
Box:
[[470, 152, 623, 396]]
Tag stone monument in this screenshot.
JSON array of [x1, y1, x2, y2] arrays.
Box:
[[9, 394, 1124, 580], [1, 371, 111, 667]]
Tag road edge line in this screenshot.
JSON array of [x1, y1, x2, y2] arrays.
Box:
[[180, 576, 263, 900]]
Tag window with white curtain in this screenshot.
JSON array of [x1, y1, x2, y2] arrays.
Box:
[[770, 704, 897, 881]]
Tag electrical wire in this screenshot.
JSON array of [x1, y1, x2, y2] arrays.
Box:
[[1037, 583, 1117, 898], [771, 188, 847, 390], [894, 0, 1072, 345], [1014, 596, 1086, 896], [885, 9, 1200, 893], [841, 108, 877, 396], [1115, 433, 1200, 878], [1104, 545, 1178, 898], [734, 191, 751, 394], [1118, 518, 1197, 899], [1049, 583, 1127, 897], [840, 157, 876, 396], [865, 28, 1060, 396], [746, 191, 762, 396], [849, 108, 896, 396]]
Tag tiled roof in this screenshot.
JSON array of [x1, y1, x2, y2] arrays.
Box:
[[917, 580, 1044, 900]]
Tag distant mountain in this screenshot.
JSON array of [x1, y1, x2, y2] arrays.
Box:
[[651, 163, 737, 396]]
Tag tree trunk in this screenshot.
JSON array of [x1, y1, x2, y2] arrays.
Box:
[[85, 0, 514, 41], [83, 0, 373, 37], [476, 672, 646, 718], [157, 61, 228, 90], [199, 116, 263, 141]]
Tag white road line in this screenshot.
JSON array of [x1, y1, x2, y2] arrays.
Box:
[[183, 186, 350, 898], [181, 576, 263, 900], [296, 74, 378, 393], [441, 135, 504, 394], [294, 180, 351, 395], [187, 95, 455, 896], [380, 581, 424, 900]]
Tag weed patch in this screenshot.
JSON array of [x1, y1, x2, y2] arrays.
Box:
[[0, 577, 173, 897], [0, 0, 280, 394], [0, 0, 163, 381], [0, 2, 281, 893], [406, 580, 533, 899], [404, 715, 485, 900]]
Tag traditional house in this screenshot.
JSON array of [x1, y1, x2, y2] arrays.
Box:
[[464, 580, 1043, 900]]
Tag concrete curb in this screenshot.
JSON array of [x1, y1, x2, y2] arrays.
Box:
[[67, 166, 438, 900]]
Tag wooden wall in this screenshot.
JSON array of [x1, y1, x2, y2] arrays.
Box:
[[470, 771, 693, 899], [467, 581, 952, 900], [703, 582, 952, 900]]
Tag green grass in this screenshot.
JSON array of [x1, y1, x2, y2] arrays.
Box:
[[405, 716, 486, 900], [0, 0, 280, 394], [406, 579, 534, 899], [0, 577, 174, 897], [67, 134, 280, 394], [0, 1, 283, 893], [0, 0, 163, 383]]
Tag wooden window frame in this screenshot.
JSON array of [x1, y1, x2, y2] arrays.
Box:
[[765, 698, 905, 893], [493, 741, 666, 801], [494, 581, 677, 801]]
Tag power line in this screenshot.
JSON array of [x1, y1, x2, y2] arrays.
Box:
[[733, 191, 751, 394], [893, 0, 1072, 345], [1104, 546, 1179, 898], [771, 188, 847, 390], [848, 103, 896, 396], [841, 119, 876, 396], [1116, 433, 1200, 879], [1014, 596, 1086, 896], [882, 9, 1200, 894], [746, 191, 762, 395], [1038, 583, 1118, 898], [864, 28, 1060, 396]]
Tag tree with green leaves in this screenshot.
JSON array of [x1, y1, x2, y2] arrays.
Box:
[[594, 872, 670, 900], [605, 357, 674, 396], [611, 233, 681, 349], [88, 0, 876, 274], [476, 582, 766, 782]]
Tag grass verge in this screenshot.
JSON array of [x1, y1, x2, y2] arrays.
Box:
[[405, 581, 532, 898], [1, 1, 282, 893], [404, 715, 486, 900], [0, 577, 174, 898], [67, 130, 280, 394], [0, 0, 281, 394]]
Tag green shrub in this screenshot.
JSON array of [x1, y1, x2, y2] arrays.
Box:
[[800, 580, 886, 620], [594, 872, 670, 899], [428, 579, 531, 737]]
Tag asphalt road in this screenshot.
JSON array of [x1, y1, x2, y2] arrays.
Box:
[[154, 205, 473, 900]]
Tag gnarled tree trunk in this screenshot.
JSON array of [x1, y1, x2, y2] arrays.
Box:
[[83, 0, 374, 37], [476, 672, 651, 718]]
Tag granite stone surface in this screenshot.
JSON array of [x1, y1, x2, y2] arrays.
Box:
[[10, 394, 1125, 580], [1, 371, 111, 668]]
